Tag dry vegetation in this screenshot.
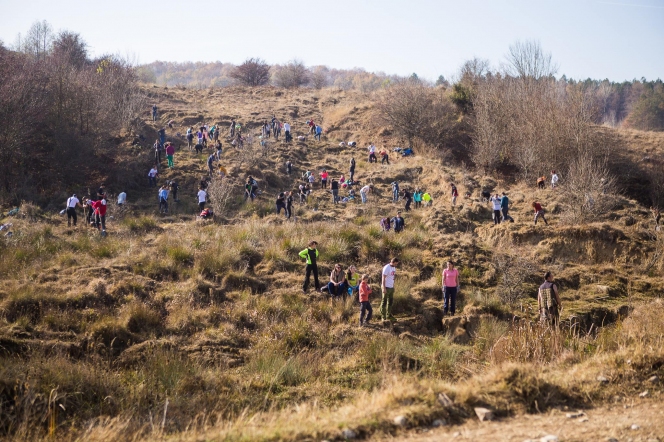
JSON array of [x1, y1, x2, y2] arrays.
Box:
[[1, 32, 664, 441]]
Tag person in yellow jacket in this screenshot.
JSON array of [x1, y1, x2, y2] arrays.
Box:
[[299, 241, 320, 293]]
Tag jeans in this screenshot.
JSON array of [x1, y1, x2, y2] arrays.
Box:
[[360, 301, 373, 324], [152, 113, 157, 121], [380, 287, 395, 319], [361, 192, 367, 204], [159, 198, 168, 213], [502, 207, 513, 222], [332, 189, 338, 203], [327, 281, 347, 298], [303, 264, 320, 292], [393, 190, 399, 202], [315, 133, 321, 141], [443, 286, 457, 316], [535, 210, 548, 225]]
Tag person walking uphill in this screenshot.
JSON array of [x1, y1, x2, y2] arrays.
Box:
[[538, 271, 562, 325], [65, 194, 82, 227], [533, 201, 548, 225], [165, 142, 175, 168], [349, 157, 356, 182], [380, 258, 400, 322], [299, 241, 321, 293], [442, 261, 460, 317], [500, 192, 514, 222]]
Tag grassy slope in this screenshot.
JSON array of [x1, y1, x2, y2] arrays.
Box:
[[0, 85, 663, 441]]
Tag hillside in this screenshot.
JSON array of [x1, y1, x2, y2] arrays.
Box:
[[1, 85, 663, 441]]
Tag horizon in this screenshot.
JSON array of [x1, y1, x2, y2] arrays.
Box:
[[0, 0, 663, 83]]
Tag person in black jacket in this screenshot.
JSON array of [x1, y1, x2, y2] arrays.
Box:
[[392, 211, 405, 233]]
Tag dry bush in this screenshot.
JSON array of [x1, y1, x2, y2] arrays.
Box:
[[230, 58, 270, 86], [491, 247, 537, 306], [207, 177, 241, 215], [560, 155, 619, 224], [310, 66, 330, 90], [273, 60, 309, 89], [376, 79, 457, 149]]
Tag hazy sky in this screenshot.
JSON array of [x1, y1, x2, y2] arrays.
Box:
[[1, 0, 662, 82]]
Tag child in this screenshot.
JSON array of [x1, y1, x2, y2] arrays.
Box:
[[358, 274, 373, 326]]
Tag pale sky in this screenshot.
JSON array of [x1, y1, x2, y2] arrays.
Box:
[[1, 0, 662, 82]]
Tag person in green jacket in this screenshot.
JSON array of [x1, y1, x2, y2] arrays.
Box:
[[299, 241, 320, 293]]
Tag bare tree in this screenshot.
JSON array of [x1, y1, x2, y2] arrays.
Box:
[[492, 249, 537, 306], [22, 20, 54, 61], [207, 177, 241, 215], [310, 66, 329, 90], [273, 60, 309, 89], [504, 40, 557, 80], [52, 31, 88, 68], [562, 155, 618, 223], [230, 58, 271, 86]]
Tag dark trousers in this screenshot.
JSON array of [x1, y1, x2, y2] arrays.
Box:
[[286, 204, 292, 219], [321, 180, 327, 189], [443, 286, 457, 316], [159, 198, 168, 213], [303, 264, 320, 292], [502, 208, 513, 222], [149, 176, 156, 187], [276, 203, 286, 215], [155, 151, 161, 164], [198, 202, 205, 211], [360, 301, 373, 324], [285, 130, 291, 142], [369, 153, 377, 163], [95, 214, 106, 230], [327, 281, 347, 298], [86, 208, 94, 224], [493, 210, 501, 225], [332, 189, 339, 203], [405, 200, 412, 211], [381, 155, 389, 164], [66, 207, 77, 225], [350, 169, 355, 182]]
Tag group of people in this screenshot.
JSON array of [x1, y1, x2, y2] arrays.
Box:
[[537, 170, 560, 189], [64, 185, 115, 232]]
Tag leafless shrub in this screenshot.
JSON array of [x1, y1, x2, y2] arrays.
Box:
[[235, 135, 262, 168], [230, 58, 271, 86], [492, 248, 537, 306], [273, 60, 309, 89], [207, 177, 241, 215], [376, 79, 456, 149], [310, 66, 329, 90], [560, 155, 618, 224], [504, 40, 558, 80]]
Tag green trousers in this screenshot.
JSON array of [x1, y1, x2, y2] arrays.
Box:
[[167, 155, 173, 168], [380, 287, 395, 319]]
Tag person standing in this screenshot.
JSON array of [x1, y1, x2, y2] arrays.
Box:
[[538, 271, 562, 325], [117, 190, 127, 206], [450, 183, 459, 206], [299, 241, 320, 293], [158, 127, 166, 146], [65, 193, 82, 227], [349, 157, 356, 182], [283, 122, 291, 142], [276, 192, 287, 215], [413, 189, 422, 209], [533, 201, 548, 225], [158, 184, 169, 214], [500, 192, 514, 222], [148, 166, 158, 187], [326, 263, 347, 298], [442, 261, 460, 317], [360, 184, 372, 204], [152, 104, 158, 121], [422, 192, 432, 206], [153, 139, 162, 165], [320, 169, 328, 189], [286, 160, 293, 175], [285, 191, 294, 219], [315, 125, 322, 141], [331, 178, 339, 204], [358, 274, 373, 326], [551, 170, 559, 189], [380, 258, 400, 322], [207, 153, 216, 177], [403, 189, 412, 211], [490, 194, 502, 225], [230, 120, 236, 138], [165, 142, 175, 169], [169, 181, 179, 202], [392, 211, 405, 233], [391, 181, 400, 203], [197, 186, 207, 211]]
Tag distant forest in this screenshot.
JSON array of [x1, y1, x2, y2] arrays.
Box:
[[138, 61, 664, 131]]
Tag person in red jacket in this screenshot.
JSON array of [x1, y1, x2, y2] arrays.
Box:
[[533, 201, 548, 225], [165, 142, 175, 168], [91, 195, 107, 231], [358, 274, 373, 326]]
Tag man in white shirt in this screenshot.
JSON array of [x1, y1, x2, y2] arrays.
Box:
[[197, 187, 207, 211], [283, 122, 292, 142], [551, 170, 559, 189], [117, 191, 127, 206], [360, 185, 372, 204], [148, 166, 158, 187], [65, 194, 82, 227], [490, 193, 502, 225], [368, 143, 377, 163], [380, 258, 400, 322]]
